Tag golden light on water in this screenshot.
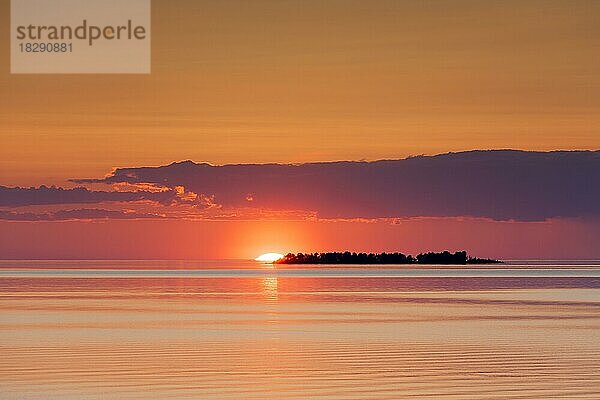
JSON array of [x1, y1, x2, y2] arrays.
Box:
[[255, 253, 284, 263], [261, 277, 279, 301]]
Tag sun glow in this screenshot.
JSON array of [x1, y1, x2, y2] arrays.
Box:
[[255, 253, 284, 263]]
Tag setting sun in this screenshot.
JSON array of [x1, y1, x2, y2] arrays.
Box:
[[255, 253, 284, 263]]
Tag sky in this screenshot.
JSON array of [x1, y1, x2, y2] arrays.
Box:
[[1, 0, 599, 259]]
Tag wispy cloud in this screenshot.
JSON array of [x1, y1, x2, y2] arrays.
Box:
[[0, 185, 177, 207], [0, 208, 165, 221]]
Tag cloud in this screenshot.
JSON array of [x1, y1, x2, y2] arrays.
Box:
[[3, 150, 598, 221], [0, 185, 178, 207], [0, 208, 164, 221], [69, 150, 600, 222]]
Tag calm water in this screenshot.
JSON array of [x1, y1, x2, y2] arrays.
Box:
[[1, 261, 599, 399]]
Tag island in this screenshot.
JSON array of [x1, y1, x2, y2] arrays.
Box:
[[274, 251, 501, 265]]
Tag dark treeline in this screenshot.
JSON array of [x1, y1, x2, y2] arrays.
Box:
[[275, 251, 501, 265]]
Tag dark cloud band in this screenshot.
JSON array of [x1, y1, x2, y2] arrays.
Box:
[[2, 150, 598, 221], [69, 150, 600, 222]]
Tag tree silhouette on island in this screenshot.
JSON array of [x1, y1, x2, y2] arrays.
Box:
[[275, 251, 501, 265]]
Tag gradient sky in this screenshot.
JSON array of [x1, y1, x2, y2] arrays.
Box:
[[1, 0, 599, 259], [2, 0, 600, 185]]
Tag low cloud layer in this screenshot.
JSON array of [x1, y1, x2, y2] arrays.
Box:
[[0, 185, 177, 207], [2, 150, 599, 221], [0, 209, 164, 221]]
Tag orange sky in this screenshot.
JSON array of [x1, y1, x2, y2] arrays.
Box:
[[1, 0, 600, 186], [1, 1, 600, 259], [1, 217, 599, 260]]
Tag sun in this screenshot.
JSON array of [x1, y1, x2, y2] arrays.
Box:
[[255, 253, 284, 263]]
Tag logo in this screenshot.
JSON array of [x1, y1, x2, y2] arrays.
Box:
[[11, 0, 151, 74]]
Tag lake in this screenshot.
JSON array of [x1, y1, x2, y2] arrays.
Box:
[[1, 260, 599, 399]]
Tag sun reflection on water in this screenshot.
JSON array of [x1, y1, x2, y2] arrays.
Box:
[[262, 276, 278, 301]]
